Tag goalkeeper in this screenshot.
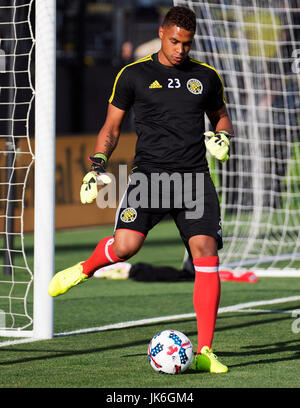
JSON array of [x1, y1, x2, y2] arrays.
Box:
[[49, 6, 234, 374]]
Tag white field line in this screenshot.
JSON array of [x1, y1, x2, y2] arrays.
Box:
[[235, 308, 296, 314], [0, 295, 300, 348]]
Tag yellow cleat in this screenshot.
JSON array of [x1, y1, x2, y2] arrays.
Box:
[[193, 346, 228, 373], [48, 262, 89, 297]]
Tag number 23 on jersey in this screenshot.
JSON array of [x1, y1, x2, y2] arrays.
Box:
[[168, 78, 181, 88]]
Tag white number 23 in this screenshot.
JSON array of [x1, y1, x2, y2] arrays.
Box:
[[168, 78, 181, 88]]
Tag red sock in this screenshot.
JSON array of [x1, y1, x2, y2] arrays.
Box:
[[193, 256, 220, 354], [81, 236, 124, 277]]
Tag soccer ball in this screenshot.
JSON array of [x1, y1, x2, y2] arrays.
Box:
[[147, 329, 193, 374]]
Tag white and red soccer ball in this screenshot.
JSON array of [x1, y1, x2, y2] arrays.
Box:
[[148, 329, 193, 374]]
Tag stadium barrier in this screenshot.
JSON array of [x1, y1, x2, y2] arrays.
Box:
[[0, 132, 137, 232]]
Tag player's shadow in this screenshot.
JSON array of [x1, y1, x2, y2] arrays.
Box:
[[1, 313, 299, 369], [0, 319, 194, 366], [0, 337, 151, 366], [185, 313, 300, 370], [213, 312, 300, 368], [216, 311, 293, 335], [229, 339, 300, 358], [227, 341, 300, 369]]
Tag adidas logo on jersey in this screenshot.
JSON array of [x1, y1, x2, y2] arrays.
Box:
[[149, 80, 162, 89]]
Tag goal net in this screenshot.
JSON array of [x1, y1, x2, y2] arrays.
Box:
[[0, 0, 55, 339], [174, 0, 300, 274]]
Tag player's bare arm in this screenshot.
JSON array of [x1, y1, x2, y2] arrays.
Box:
[[94, 103, 127, 158], [205, 104, 234, 135]]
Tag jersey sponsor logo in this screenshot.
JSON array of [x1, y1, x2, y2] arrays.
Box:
[[120, 207, 137, 223], [187, 78, 203, 95], [149, 80, 162, 89]]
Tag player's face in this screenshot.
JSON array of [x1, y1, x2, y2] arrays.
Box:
[[158, 24, 194, 67]]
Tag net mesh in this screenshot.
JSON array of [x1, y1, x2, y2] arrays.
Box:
[[0, 0, 34, 332], [175, 0, 300, 271]]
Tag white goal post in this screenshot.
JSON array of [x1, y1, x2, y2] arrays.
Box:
[[0, 0, 55, 339], [175, 0, 300, 275], [33, 0, 55, 339]]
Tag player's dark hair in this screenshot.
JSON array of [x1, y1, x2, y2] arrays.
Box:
[[162, 6, 196, 33]]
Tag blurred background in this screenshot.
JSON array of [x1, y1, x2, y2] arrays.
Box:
[[53, 0, 175, 228], [56, 0, 173, 134], [0, 0, 175, 233]]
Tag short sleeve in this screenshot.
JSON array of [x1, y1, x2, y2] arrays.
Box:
[[205, 69, 226, 112], [109, 67, 134, 111]]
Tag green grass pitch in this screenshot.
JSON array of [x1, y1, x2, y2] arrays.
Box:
[[1, 220, 300, 389]]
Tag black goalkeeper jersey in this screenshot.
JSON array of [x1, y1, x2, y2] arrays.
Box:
[[109, 52, 225, 172]]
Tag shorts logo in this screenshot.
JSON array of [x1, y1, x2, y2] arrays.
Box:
[[120, 207, 137, 223], [217, 218, 222, 237], [187, 78, 203, 95]]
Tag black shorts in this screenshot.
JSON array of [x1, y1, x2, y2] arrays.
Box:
[[114, 167, 223, 250]]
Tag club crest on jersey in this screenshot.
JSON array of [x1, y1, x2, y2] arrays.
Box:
[[187, 78, 203, 95], [120, 207, 137, 223]]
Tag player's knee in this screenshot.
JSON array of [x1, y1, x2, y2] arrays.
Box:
[[189, 235, 218, 258], [113, 242, 138, 260], [113, 231, 144, 260]]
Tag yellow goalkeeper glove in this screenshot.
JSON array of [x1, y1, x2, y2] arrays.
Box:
[[80, 153, 111, 204], [204, 130, 232, 163]]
